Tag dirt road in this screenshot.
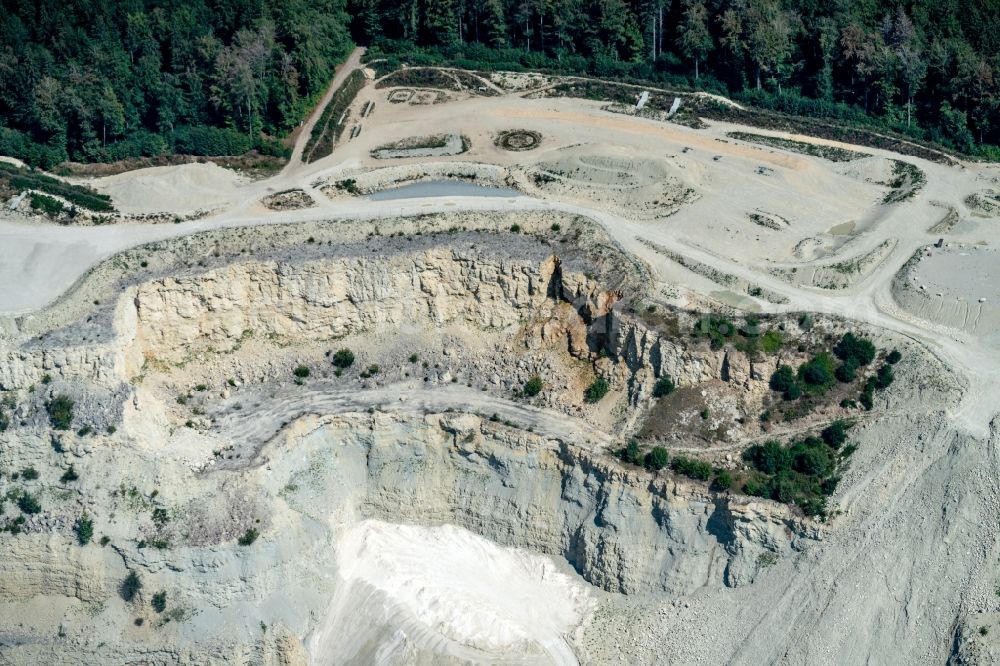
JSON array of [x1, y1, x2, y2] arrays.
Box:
[[1, 85, 997, 435], [283, 47, 365, 175]]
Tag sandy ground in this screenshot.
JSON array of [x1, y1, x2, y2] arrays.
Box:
[[88, 162, 247, 215], [308, 520, 592, 664]]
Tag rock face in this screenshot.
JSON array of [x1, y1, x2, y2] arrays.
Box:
[[128, 248, 554, 362], [336, 412, 813, 596]]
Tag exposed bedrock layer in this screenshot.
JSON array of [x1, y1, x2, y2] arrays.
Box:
[[294, 412, 814, 597]]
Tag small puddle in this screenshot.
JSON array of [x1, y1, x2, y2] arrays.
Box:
[[369, 180, 522, 201], [711, 290, 761, 311], [827, 221, 856, 236]]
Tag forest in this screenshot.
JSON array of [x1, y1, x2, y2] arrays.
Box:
[[0, 0, 998, 167], [0, 0, 354, 167], [353, 0, 1000, 158]]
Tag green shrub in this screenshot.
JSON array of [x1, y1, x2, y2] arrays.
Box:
[[0, 408, 7, 432], [622, 440, 644, 466], [336, 179, 359, 194], [60, 465, 79, 482], [670, 455, 713, 480], [886, 350, 902, 365], [238, 528, 259, 546], [332, 349, 355, 369], [584, 377, 609, 403], [744, 440, 791, 474], [21, 467, 38, 481], [151, 591, 167, 613], [510, 223, 521, 232], [17, 491, 41, 514], [293, 365, 310, 378], [121, 571, 142, 602], [821, 476, 841, 495], [712, 470, 733, 490], [170, 125, 252, 156], [46, 395, 75, 430], [835, 358, 858, 382], [833, 333, 876, 367], [742, 432, 846, 517], [652, 375, 675, 397], [743, 475, 770, 497], [860, 377, 876, 410], [694, 315, 736, 350], [770, 365, 801, 400], [768, 471, 802, 504], [76, 514, 94, 545], [875, 364, 895, 389], [820, 420, 851, 449], [797, 496, 828, 517], [1, 162, 114, 211], [645, 446, 669, 470], [523, 375, 543, 397], [798, 353, 836, 392], [790, 440, 835, 476], [409, 353, 419, 363], [29, 193, 64, 216]]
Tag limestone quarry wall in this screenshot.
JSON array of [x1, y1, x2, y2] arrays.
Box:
[[304, 412, 814, 595], [128, 248, 562, 364]]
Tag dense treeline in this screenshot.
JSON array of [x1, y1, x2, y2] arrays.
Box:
[[0, 0, 353, 167], [351, 0, 1000, 157], [1, 1, 997, 167]]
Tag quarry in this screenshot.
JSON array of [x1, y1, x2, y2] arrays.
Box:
[[2, 59, 1000, 666]]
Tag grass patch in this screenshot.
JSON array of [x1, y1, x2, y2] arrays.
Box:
[[760, 330, 783, 353]]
